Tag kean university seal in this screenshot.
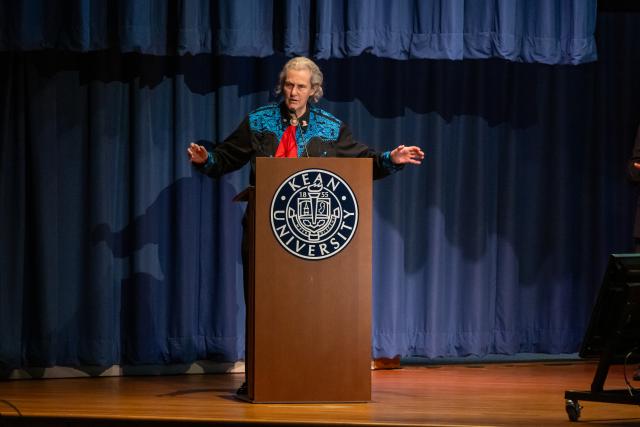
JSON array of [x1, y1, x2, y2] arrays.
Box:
[[270, 169, 358, 260]]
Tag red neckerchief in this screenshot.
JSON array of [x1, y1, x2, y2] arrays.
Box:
[[275, 125, 298, 158]]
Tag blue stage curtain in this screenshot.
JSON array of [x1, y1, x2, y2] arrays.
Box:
[[0, 0, 597, 65], [0, 13, 637, 370]]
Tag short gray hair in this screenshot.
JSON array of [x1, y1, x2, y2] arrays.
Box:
[[275, 56, 324, 103]]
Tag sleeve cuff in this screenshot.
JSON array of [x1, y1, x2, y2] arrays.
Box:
[[195, 152, 215, 173], [382, 151, 404, 173]]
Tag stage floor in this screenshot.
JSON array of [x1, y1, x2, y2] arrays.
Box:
[[1, 360, 640, 426]]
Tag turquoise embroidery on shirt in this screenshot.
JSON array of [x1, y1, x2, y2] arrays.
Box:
[[249, 104, 342, 156], [306, 106, 341, 142], [248, 104, 285, 141]]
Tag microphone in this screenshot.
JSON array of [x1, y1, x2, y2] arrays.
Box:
[[288, 107, 310, 156]]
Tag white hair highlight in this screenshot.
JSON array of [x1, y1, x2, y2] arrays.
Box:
[[275, 56, 324, 103]]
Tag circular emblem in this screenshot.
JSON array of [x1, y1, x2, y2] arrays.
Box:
[[270, 169, 358, 260]]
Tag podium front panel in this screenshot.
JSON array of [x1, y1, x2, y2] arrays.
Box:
[[251, 157, 372, 403]]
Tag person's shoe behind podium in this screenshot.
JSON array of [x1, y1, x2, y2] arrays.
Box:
[[236, 382, 248, 395]]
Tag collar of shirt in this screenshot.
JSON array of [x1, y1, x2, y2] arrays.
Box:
[[279, 102, 310, 129]]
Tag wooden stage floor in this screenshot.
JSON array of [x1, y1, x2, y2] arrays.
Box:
[[1, 360, 640, 426]]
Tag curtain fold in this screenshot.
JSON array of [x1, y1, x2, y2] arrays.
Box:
[[0, 0, 597, 64]]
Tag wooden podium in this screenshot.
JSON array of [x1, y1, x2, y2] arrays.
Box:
[[241, 157, 372, 403]]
